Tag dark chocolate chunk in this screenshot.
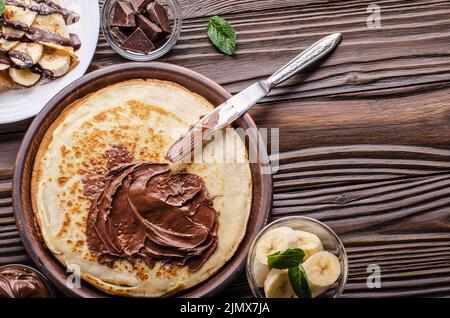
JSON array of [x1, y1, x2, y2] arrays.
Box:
[[135, 14, 161, 41], [69, 33, 82, 51], [110, 27, 128, 44], [146, 2, 171, 34], [128, 0, 152, 13], [112, 1, 136, 27], [121, 28, 155, 54]]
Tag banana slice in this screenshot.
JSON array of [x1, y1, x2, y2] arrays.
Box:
[[9, 68, 41, 87], [252, 258, 270, 288], [9, 42, 44, 68], [264, 269, 296, 298], [295, 230, 323, 260], [38, 50, 71, 78], [1, 26, 25, 52], [255, 226, 298, 265], [302, 251, 341, 298]]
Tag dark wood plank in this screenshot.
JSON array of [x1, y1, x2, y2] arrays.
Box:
[[250, 85, 450, 153]]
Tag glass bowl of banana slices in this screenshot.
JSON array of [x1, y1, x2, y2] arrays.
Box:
[[246, 216, 348, 298]]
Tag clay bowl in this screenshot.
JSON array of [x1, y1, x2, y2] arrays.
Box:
[[13, 62, 272, 298]]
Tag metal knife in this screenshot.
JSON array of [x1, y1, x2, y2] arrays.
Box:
[[166, 32, 342, 163]]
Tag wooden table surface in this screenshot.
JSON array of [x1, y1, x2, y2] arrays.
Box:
[[1, 0, 450, 297]]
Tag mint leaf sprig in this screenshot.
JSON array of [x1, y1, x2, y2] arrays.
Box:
[[289, 265, 312, 298], [268, 248, 304, 269], [267, 248, 312, 298], [207, 15, 237, 56]]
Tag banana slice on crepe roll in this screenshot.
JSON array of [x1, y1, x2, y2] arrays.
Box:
[[9, 42, 44, 68], [38, 48, 71, 78]]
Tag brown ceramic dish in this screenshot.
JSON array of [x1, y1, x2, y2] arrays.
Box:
[[12, 62, 272, 298]]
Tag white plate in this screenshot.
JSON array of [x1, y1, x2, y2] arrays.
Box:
[[0, 0, 100, 124]]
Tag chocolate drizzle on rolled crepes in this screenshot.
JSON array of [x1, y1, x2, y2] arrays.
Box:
[[86, 162, 219, 272], [0, 17, 80, 50], [8, 49, 34, 67], [0, 0, 81, 89]]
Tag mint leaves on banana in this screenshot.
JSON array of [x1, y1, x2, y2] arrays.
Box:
[[207, 16, 236, 56], [267, 247, 312, 298], [268, 248, 305, 269], [289, 265, 312, 298]]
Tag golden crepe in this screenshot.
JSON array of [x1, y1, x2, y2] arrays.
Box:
[[0, 0, 80, 91], [31, 79, 253, 297]]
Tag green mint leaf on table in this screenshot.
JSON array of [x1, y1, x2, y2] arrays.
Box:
[[267, 248, 305, 269], [207, 15, 236, 56], [289, 264, 312, 298], [0, 0, 5, 17]]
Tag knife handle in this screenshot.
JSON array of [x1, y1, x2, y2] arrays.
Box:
[[265, 33, 342, 89]]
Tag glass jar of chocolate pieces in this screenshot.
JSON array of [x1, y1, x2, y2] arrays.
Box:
[[102, 0, 182, 61]]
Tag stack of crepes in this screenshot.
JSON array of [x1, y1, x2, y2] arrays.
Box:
[[0, 0, 80, 91]]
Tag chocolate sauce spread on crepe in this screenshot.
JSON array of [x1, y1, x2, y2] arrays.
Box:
[[86, 162, 218, 272]]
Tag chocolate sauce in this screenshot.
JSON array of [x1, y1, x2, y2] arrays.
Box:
[[0, 18, 29, 32], [86, 162, 218, 272], [0, 56, 11, 66], [30, 65, 54, 79], [0, 32, 24, 41], [82, 145, 135, 200], [105, 144, 135, 170], [28, 27, 76, 48], [69, 33, 81, 51]]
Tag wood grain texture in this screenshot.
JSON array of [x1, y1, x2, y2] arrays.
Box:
[[1, 0, 450, 297]]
